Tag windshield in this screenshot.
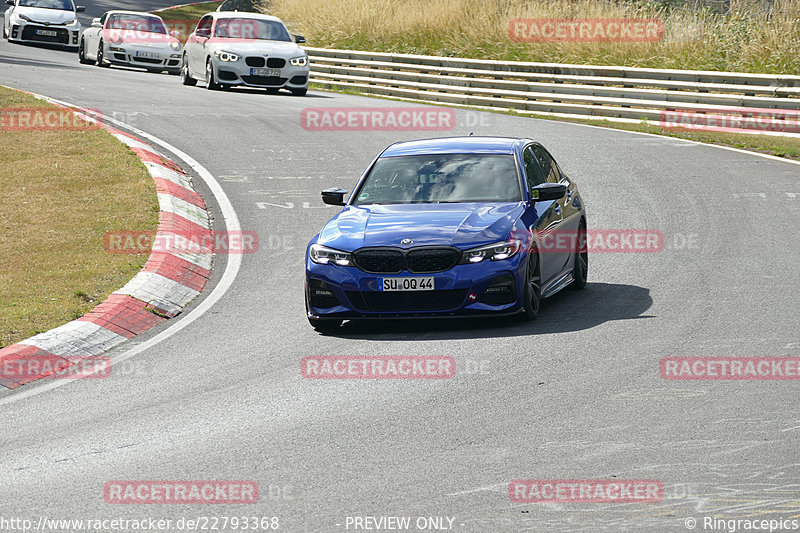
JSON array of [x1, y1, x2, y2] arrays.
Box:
[[18, 0, 74, 10], [107, 14, 167, 34], [213, 18, 291, 41], [353, 154, 522, 205]]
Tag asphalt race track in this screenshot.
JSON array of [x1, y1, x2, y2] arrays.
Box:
[[1, 1, 799, 530]]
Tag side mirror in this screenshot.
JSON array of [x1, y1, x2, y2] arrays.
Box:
[[530, 183, 567, 202], [170, 30, 181, 38], [91, 17, 101, 27], [321, 187, 348, 206], [76, 5, 85, 11], [5, 0, 15, 6], [293, 34, 305, 43]]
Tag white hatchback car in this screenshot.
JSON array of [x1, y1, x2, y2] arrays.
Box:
[[181, 12, 309, 95], [3, 0, 84, 49], [78, 11, 182, 74]]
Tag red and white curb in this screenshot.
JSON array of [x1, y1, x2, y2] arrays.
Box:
[[0, 108, 212, 390]]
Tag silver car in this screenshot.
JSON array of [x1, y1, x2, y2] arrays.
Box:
[[78, 11, 182, 74], [3, 0, 84, 49], [181, 12, 309, 95]]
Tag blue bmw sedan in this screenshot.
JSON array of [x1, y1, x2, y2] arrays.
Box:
[[305, 136, 587, 331]]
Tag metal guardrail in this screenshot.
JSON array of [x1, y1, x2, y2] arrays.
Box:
[[306, 47, 800, 132]]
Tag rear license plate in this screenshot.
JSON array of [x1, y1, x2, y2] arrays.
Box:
[[251, 67, 280, 76], [380, 277, 435, 291], [135, 51, 158, 58], [35, 29, 57, 36]]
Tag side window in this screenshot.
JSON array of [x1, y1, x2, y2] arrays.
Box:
[[532, 145, 559, 183], [523, 146, 545, 188], [195, 16, 212, 36]]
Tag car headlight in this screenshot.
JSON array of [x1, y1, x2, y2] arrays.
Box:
[[109, 46, 124, 52], [170, 41, 181, 51], [461, 240, 522, 264], [64, 18, 78, 27], [17, 13, 31, 22], [290, 55, 308, 67], [214, 50, 239, 62], [309, 244, 353, 266]]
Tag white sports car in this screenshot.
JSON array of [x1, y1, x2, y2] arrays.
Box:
[[3, 0, 84, 49], [78, 11, 182, 74], [181, 12, 309, 95]]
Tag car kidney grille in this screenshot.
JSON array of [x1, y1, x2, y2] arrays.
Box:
[[345, 289, 468, 312], [266, 57, 286, 68], [245, 57, 265, 67], [353, 249, 404, 274], [353, 247, 460, 274], [406, 248, 460, 273]]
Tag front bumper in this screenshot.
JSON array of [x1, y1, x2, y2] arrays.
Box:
[[212, 58, 309, 88], [306, 252, 527, 319], [9, 21, 79, 47], [105, 44, 181, 70]]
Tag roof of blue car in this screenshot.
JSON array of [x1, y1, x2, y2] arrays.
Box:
[[381, 137, 522, 157]]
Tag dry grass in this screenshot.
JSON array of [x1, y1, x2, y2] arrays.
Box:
[[264, 0, 800, 74], [0, 86, 158, 348]]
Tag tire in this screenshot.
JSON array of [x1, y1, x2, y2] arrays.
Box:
[[181, 56, 197, 87], [308, 317, 343, 332], [568, 220, 588, 291], [205, 59, 220, 90], [78, 39, 92, 64], [96, 40, 107, 67], [520, 247, 541, 321], [181, 57, 196, 86], [290, 87, 308, 96]]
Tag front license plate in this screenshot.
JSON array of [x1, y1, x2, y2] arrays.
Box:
[[135, 51, 158, 58], [251, 68, 280, 77], [380, 277, 435, 291], [35, 29, 57, 36]]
